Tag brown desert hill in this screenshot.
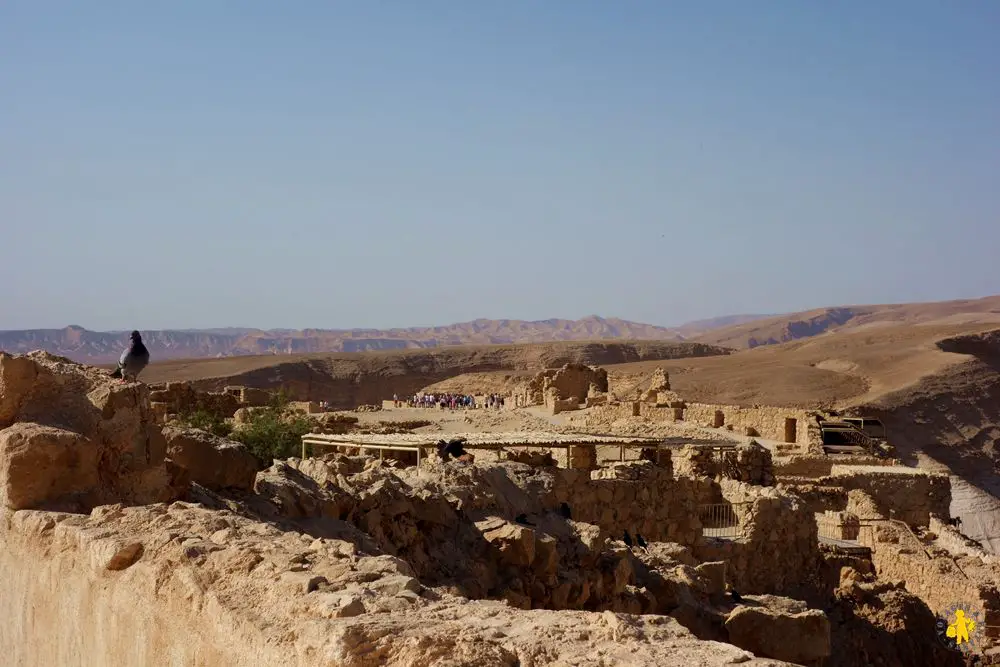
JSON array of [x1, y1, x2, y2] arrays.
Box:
[[0, 316, 692, 364], [432, 323, 988, 409], [671, 314, 776, 339], [851, 328, 1000, 553], [139, 340, 732, 409], [692, 294, 1000, 349]]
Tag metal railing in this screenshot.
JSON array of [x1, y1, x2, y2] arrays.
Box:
[[699, 502, 749, 539], [820, 422, 889, 456]]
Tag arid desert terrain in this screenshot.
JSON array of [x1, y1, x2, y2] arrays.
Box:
[[3, 295, 1000, 665]]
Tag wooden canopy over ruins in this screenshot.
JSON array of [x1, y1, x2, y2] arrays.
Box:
[[300, 431, 666, 466]]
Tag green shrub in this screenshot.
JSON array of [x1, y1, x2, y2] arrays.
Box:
[[176, 409, 233, 438], [176, 387, 314, 467], [230, 407, 313, 464]]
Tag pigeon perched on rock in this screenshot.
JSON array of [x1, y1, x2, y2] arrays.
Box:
[[636, 533, 648, 549], [623, 530, 634, 548], [110, 330, 149, 382]]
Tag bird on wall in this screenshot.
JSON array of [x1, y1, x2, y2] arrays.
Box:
[[636, 533, 648, 549], [109, 330, 150, 383], [623, 530, 634, 548]]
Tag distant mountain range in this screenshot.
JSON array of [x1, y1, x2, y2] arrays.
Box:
[[0, 316, 744, 364], [3, 295, 998, 363]]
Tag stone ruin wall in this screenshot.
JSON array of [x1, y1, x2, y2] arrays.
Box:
[[823, 466, 951, 528], [672, 443, 775, 487], [555, 462, 707, 547], [773, 454, 900, 479], [147, 382, 275, 425], [679, 403, 822, 449], [868, 537, 1000, 638], [694, 479, 823, 600], [583, 401, 823, 449], [780, 467, 950, 535], [489, 457, 825, 598], [517, 364, 609, 414]]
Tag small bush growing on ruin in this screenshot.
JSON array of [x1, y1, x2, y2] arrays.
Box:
[[177, 409, 233, 438], [176, 387, 314, 464], [230, 406, 313, 463]]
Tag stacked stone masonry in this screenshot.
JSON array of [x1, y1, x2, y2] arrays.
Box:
[[519, 364, 609, 414], [822, 465, 950, 528], [584, 401, 824, 450], [673, 442, 774, 487], [694, 480, 821, 599], [773, 454, 900, 479]]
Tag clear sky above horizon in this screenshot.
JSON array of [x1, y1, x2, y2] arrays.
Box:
[[2, 1, 998, 331]]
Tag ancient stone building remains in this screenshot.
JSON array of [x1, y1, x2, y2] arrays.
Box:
[[1, 349, 990, 665], [222, 385, 272, 407], [673, 442, 775, 487], [588, 399, 823, 449], [147, 382, 272, 424], [521, 363, 609, 414]]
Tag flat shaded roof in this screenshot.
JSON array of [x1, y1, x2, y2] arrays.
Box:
[[303, 431, 662, 447], [828, 464, 942, 477]]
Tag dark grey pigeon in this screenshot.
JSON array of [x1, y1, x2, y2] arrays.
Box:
[[110, 330, 150, 382]]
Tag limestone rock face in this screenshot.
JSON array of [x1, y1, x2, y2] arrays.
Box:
[[253, 460, 355, 520], [0, 351, 183, 511], [163, 426, 260, 491], [826, 576, 966, 667], [478, 518, 537, 567], [725, 605, 831, 664], [0, 423, 99, 510], [0, 354, 38, 427]]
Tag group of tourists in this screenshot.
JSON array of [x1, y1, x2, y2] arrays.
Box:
[[395, 393, 507, 410]]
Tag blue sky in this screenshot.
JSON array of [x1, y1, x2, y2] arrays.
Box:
[[1, 1, 998, 330]]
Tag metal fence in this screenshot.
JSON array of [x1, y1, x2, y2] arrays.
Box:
[[816, 517, 863, 541], [698, 502, 749, 539]]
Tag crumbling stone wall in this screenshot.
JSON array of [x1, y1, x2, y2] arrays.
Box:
[[673, 446, 717, 479], [928, 516, 987, 557], [682, 403, 820, 448], [694, 480, 821, 598], [774, 454, 900, 479], [776, 482, 848, 515], [672, 442, 774, 487], [148, 382, 242, 424], [526, 364, 609, 412], [582, 401, 823, 450], [820, 466, 951, 527], [816, 510, 861, 540], [222, 385, 271, 407], [842, 488, 1000, 638], [554, 462, 707, 546]]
